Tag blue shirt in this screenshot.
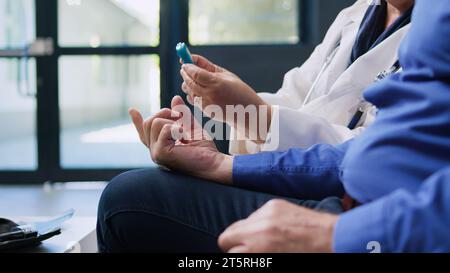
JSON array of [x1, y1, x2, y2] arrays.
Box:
[[233, 0, 450, 253]]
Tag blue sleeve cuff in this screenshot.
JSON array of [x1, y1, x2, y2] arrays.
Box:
[[233, 153, 273, 191], [334, 198, 390, 253], [233, 145, 347, 199]]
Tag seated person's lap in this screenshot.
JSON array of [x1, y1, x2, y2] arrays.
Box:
[[97, 167, 344, 253]]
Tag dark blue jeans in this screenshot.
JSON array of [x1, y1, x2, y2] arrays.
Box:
[[97, 167, 344, 253]]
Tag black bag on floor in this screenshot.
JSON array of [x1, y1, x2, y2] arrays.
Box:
[[0, 217, 61, 252]]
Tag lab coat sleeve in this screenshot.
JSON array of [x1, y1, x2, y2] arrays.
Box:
[[229, 2, 363, 154], [232, 141, 351, 200], [259, 106, 366, 153], [334, 167, 450, 253]]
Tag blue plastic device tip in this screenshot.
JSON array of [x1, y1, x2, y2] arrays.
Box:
[[176, 42, 194, 64]]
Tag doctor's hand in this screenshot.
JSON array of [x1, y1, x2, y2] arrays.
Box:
[[129, 96, 233, 184], [180, 55, 272, 142], [218, 200, 338, 253]]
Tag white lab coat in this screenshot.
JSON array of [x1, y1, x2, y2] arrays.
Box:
[[229, 0, 411, 155]]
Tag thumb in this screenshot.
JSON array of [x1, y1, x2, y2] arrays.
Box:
[[171, 95, 185, 109], [128, 108, 147, 147]]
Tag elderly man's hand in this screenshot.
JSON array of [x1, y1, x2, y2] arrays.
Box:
[[129, 96, 233, 184], [180, 55, 272, 142], [218, 200, 339, 253]]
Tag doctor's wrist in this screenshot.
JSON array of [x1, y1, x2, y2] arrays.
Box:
[[233, 103, 273, 145], [261, 103, 273, 143], [252, 103, 273, 144]]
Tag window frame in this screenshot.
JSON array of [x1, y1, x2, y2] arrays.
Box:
[[0, 0, 352, 184]]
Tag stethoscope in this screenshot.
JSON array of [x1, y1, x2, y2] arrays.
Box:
[[301, 39, 402, 130], [302, 41, 341, 107]]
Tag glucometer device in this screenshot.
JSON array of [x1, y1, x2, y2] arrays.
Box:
[[176, 42, 194, 64]]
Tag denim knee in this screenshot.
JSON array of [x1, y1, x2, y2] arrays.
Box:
[[98, 168, 161, 221], [97, 168, 169, 251]]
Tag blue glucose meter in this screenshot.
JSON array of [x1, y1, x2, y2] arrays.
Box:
[[176, 42, 194, 64]]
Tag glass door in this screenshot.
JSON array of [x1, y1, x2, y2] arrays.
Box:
[[0, 0, 38, 171], [57, 0, 161, 169]]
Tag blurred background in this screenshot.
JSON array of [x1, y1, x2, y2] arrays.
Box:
[[0, 0, 353, 183]]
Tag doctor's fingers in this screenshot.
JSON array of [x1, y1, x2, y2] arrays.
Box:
[[179, 54, 225, 73], [191, 54, 225, 73], [186, 94, 195, 106], [181, 81, 194, 98], [180, 70, 208, 97], [182, 64, 216, 86]]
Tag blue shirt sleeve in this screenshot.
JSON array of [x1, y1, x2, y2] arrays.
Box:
[[334, 167, 450, 253], [233, 141, 351, 200]]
